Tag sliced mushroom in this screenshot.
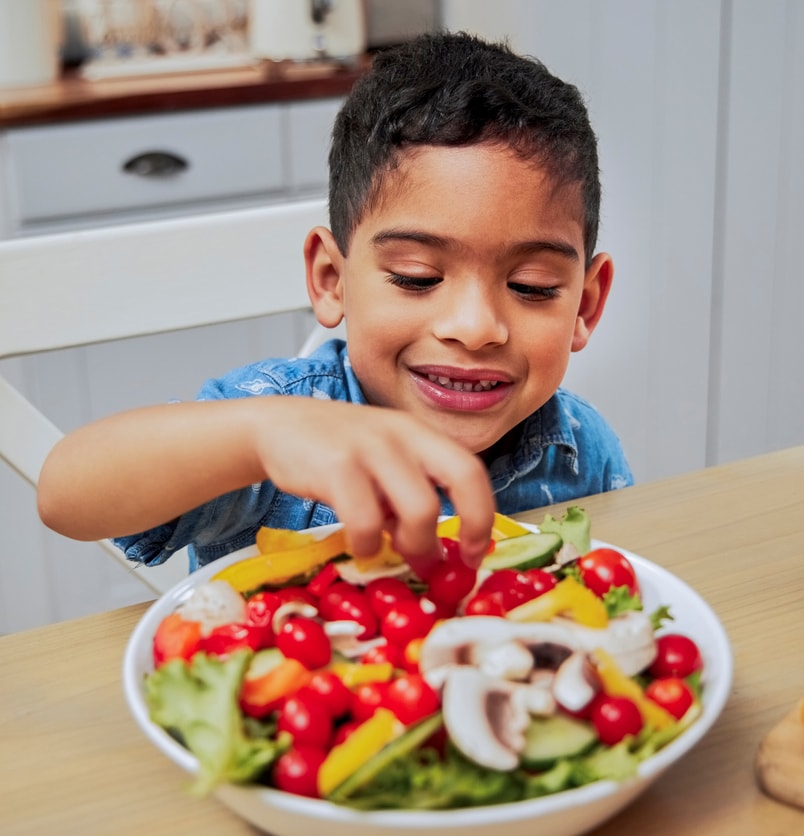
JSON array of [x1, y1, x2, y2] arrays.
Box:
[[270, 601, 318, 634], [513, 679, 557, 716], [441, 667, 528, 771], [551, 650, 599, 712], [472, 640, 535, 681], [175, 580, 247, 635]]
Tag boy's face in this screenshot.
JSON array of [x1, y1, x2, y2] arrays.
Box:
[[306, 143, 612, 456]]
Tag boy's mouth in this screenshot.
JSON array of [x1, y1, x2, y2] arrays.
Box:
[[426, 374, 500, 393]]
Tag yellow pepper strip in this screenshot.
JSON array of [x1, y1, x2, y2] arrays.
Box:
[[255, 527, 317, 553], [317, 708, 400, 797], [211, 528, 349, 592], [437, 512, 532, 542], [505, 576, 608, 628], [351, 531, 406, 572], [592, 648, 676, 730], [329, 661, 395, 688]]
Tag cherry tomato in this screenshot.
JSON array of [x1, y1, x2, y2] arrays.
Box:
[[361, 640, 404, 669], [272, 745, 326, 798], [439, 537, 463, 563], [318, 583, 378, 638], [645, 677, 696, 720], [648, 633, 703, 679], [426, 560, 478, 609], [301, 671, 353, 718], [463, 591, 506, 617], [382, 673, 440, 725], [244, 591, 282, 646], [380, 600, 437, 647], [276, 586, 318, 608], [277, 692, 333, 748], [364, 577, 417, 619], [351, 681, 389, 722], [578, 548, 640, 598], [477, 569, 538, 611], [589, 694, 644, 745], [152, 613, 202, 667], [198, 622, 264, 657], [275, 617, 331, 669], [331, 718, 363, 746], [523, 567, 559, 597]]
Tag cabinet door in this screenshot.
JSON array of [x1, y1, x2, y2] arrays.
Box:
[[7, 106, 284, 225]]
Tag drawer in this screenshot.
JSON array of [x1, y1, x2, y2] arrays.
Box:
[[7, 106, 284, 223]]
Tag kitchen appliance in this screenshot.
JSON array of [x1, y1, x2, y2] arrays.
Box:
[[249, 0, 366, 62]]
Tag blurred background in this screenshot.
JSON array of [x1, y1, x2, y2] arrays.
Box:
[[1, 0, 802, 631]]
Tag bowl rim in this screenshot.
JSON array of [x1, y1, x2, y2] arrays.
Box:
[[122, 525, 733, 826]]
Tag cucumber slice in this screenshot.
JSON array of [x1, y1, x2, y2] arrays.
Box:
[[481, 531, 562, 572], [327, 712, 443, 802], [520, 713, 598, 769]]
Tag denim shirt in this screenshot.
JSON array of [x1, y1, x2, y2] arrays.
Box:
[[115, 340, 633, 570]]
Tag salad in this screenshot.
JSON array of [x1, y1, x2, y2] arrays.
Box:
[[143, 508, 705, 809]]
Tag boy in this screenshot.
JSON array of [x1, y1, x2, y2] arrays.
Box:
[[37, 32, 632, 580]]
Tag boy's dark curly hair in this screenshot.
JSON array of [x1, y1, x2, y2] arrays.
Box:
[[329, 31, 601, 265]]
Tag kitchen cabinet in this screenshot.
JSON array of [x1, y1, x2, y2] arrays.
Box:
[[0, 94, 339, 633]]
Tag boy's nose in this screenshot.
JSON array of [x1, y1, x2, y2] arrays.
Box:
[[432, 283, 509, 350]]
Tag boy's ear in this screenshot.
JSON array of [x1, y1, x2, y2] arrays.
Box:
[[304, 226, 346, 327], [571, 252, 614, 352]]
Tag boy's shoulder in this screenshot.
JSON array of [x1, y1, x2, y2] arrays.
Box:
[[198, 339, 367, 403]]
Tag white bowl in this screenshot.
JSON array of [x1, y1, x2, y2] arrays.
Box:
[[123, 528, 733, 836]]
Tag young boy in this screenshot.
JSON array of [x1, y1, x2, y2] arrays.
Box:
[[37, 32, 632, 580]]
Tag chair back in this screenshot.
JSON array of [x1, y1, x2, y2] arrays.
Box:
[[0, 198, 328, 593]]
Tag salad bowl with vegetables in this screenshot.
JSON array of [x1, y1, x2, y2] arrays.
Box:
[[123, 508, 732, 836]]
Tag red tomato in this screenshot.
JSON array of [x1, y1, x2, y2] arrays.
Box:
[[277, 692, 333, 748], [589, 694, 644, 745], [361, 641, 404, 669], [276, 586, 318, 608], [477, 569, 538, 611], [523, 567, 559, 597], [318, 583, 378, 638], [463, 591, 506, 617], [198, 622, 264, 658], [152, 613, 202, 667], [364, 577, 417, 619], [350, 681, 389, 722], [645, 677, 696, 720], [301, 671, 353, 718], [380, 600, 437, 647], [578, 548, 640, 598], [275, 617, 331, 669], [382, 673, 440, 725], [331, 718, 363, 746], [439, 537, 463, 563], [426, 560, 478, 609], [244, 591, 282, 647], [648, 634, 703, 679], [272, 745, 326, 798]]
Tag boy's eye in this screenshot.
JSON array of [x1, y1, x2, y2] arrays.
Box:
[[386, 273, 442, 291], [508, 282, 560, 301]]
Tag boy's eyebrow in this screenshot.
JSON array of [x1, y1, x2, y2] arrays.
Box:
[[371, 229, 580, 261]]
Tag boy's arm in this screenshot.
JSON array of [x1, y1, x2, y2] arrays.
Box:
[[37, 397, 494, 571]]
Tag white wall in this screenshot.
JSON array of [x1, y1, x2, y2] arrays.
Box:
[[444, 0, 804, 482]]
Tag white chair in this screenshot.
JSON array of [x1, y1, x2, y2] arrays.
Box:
[[0, 198, 329, 595]]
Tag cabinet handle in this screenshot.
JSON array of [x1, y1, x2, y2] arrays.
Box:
[[122, 151, 189, 178]]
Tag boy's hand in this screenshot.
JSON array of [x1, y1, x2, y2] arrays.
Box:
[[254, 398, 495, 575]]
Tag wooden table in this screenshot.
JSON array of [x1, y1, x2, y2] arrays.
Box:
[[2, 447, 804, 835]]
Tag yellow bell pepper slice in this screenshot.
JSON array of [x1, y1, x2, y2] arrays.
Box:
[[350, 530, 406, 572], [329, 661, 395, 688], [212, 528, 349, 592], [255, 527, 317, 553], [592, 648, 676, 730], [317, 708, 400, 796], [505, 576, 608, 628], [437, 512, 531, 542]]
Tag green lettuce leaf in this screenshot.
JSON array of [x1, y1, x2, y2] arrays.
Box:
[[144, 650, 285, 796]]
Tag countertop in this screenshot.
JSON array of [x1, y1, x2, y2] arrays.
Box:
[[0, 57, 370, 129]]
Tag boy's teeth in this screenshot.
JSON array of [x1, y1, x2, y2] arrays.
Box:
[[427, 374, 498, 392]]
